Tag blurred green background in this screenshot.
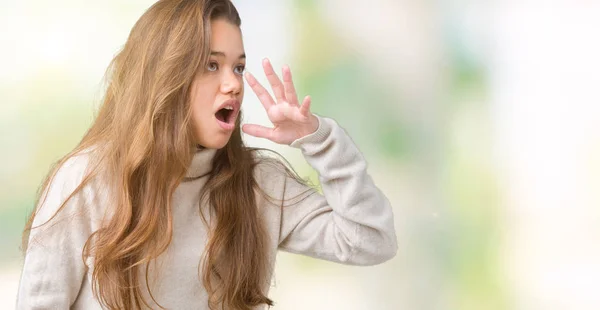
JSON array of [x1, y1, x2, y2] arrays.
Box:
[[2, 1, 600, 309]]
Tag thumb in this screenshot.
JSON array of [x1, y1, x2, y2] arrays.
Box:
[[242, 124, 274, 140]]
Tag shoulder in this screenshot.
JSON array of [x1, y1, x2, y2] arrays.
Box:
[[31, 147, 101, 229], [50, 148, 96, 194], [252, 153, 289, 190], [38, 145, 107, 215], [252, 150, 310, 186], [251, 150, 318, 204]]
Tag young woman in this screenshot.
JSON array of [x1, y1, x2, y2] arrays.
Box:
[[16, 0, 398, 309]]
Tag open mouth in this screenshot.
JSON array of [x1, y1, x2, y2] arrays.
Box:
[[215, 107, 235, 124], [215, 108, 233, 123]]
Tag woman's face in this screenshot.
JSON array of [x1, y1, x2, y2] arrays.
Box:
[[190, 18, 245, 149]]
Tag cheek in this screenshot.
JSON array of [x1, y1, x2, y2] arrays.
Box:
[[239, 77, 245, 98], [190, 94, 213, 142], [191, 95, 212, 129], [190, 81, 216, 119]]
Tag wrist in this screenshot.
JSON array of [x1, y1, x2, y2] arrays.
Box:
[[298, 114, 319, 138]]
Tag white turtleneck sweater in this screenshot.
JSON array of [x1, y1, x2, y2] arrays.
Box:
[[16, 115, 398, 309]]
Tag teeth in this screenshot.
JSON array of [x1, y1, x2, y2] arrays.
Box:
[[224, 106, 233, 110]]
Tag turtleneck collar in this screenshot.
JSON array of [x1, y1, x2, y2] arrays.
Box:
[[185, 146, 218, 180]]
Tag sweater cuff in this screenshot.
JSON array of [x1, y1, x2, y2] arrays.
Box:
[[289, 114, 332, 149]]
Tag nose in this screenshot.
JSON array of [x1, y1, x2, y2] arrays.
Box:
[[220, 70, 242, 95]]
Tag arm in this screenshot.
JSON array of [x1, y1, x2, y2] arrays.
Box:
[[260, 115, 398, 266], [17, 155, 92, 309], [243, 59, 397, 266]]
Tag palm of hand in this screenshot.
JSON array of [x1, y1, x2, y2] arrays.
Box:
[[243, 59, 318, 145]]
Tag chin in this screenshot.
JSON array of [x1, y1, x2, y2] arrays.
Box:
[[197, 135, 231, 150], [213, 140, 229, 149]]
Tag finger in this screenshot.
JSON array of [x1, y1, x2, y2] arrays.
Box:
[[262, 58, 286, 104], [245, 71, 275, 110], [282, 65, 299, 106], [242, 123, 274, 140], [300, 95, 312, 117]]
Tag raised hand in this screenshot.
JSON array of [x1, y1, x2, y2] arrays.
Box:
[[242, 58, 319, 145]]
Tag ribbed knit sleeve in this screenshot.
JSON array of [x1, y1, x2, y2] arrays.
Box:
[[257, 115, 398, 265], [17, 155, 93, 309]]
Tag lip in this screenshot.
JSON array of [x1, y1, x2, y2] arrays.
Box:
[[214, 98, 240, 131]]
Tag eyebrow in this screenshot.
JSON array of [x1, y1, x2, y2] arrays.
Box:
[[210, 51, 246, 59]]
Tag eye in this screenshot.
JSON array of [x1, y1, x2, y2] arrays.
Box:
[[207, 61, 218, 72], [234, 64, 245, 75]]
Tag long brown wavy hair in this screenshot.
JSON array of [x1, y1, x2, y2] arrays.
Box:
[[22, 0, 315, 309]]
